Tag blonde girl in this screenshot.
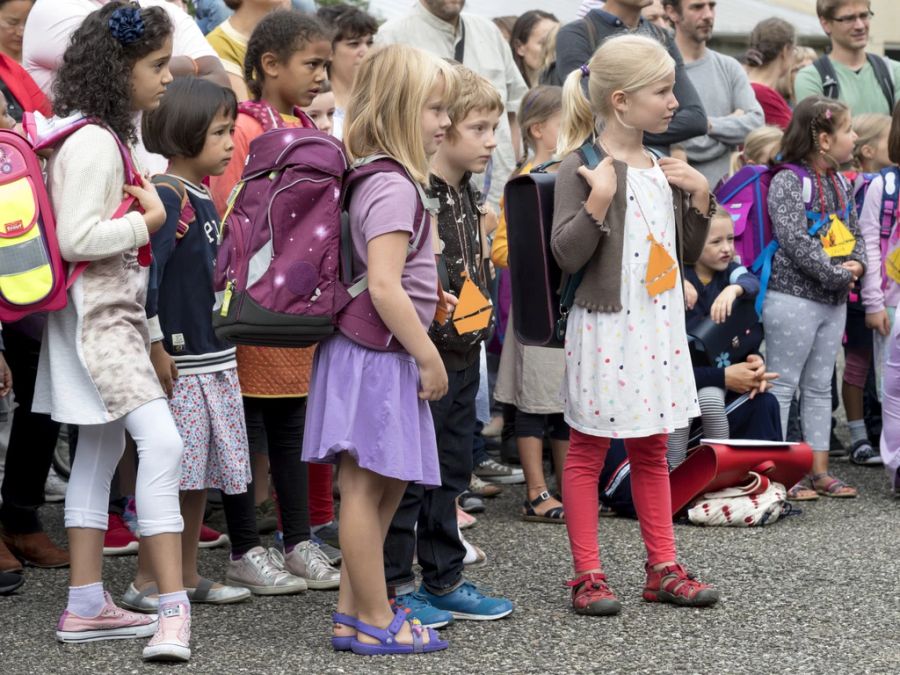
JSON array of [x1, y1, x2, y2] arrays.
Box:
[[302, 43, 456, 656], [728, 124, 784, 176], [551, 34, 718, 616]]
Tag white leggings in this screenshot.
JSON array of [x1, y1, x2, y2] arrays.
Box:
[[65, 398, 184, 537]]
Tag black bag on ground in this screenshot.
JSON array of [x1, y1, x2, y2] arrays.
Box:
[[686, 296, 763, 368]]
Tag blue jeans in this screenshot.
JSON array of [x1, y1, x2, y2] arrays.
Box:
[[193, 0, 317, 34]]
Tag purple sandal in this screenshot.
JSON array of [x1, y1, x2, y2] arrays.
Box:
[[350, 608, 448, 656], [332, 612, 356, 652]]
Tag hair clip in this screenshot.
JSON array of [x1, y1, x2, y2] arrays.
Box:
[[580, 63, 590, 78], [824, 108, 833, 120], [108, 5, 145, 46]]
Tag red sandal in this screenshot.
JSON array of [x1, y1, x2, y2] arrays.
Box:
[[567, 572, 621, 616], [642, 563, 719, 607]]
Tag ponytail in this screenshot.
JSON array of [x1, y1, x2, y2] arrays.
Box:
[[557, 66, 596, 157]]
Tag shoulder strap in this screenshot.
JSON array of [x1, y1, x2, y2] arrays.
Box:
[[582, 16, 599, 54], [152, 174, 196, 241], [867, 53, 896, 111], [576, 141, 604, 170], [813, 55, 840, 99], [238, 100, 283, 132]]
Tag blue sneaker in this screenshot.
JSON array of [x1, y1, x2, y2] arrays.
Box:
[[418, 581, 514, 621], [391, 591, 454, 629]]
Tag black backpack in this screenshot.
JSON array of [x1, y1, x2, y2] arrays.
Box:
[[813, 53, 896, 110]]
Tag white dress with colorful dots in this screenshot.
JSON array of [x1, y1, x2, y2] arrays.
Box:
[[563, 162, 699, 439]]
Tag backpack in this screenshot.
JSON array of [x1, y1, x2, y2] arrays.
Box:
[[0, 113, 142, 323], [687, 472, 789, 527], [814, 54, 896, 111], [211, 126, 431, 350], [502, 142, 601, 348], [852, 166, 900, 291], [714, 163, 852, 315]]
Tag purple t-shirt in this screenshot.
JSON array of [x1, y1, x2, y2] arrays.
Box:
[[348, 172, 438, 330]]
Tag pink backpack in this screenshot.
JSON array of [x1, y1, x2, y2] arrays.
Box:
[[212, 123, 431, 350], [0, 114, 143, 322]]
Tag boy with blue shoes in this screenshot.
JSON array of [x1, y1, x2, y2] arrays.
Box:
[[382, 65, 514, 626]]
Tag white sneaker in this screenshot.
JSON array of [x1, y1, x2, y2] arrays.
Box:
[[474, 458, 525, 485], [281, 540, 340, 590], [225, 546, 307, 595], [44, 467, 68, 503]]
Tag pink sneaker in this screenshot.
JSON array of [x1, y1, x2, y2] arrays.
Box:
[[56, 592, 157, 643], [142, 602, 191, 662]]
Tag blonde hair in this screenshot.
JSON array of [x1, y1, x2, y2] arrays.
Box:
[[558, 34, 675, 156], [537, 24, 559, 80], [446, 64, 504, 141], [518, 85, 562, 155], [728, 125, 784, 175], [344, 44, 457, 185], [851, 113, 891, 171]]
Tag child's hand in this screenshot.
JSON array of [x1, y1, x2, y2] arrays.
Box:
[[124, 176, 166, 234], [745, 354, 778, 398], [0, 353, 11, 398], [841, 260, 863, 288], [683, 279, 698, 310], [417, 349, 448, 401], [150, 341, 178, 398], [866, 310, 891, 337], [710, 284, 742, 324], [658, 157, 709, 196], [578, 156, 617, 202], [439, 290, 458, 323]]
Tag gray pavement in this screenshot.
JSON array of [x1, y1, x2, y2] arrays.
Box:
[[1, 458, 898, 675]]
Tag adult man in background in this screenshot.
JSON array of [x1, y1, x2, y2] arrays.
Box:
[[795, 0, 900, 115], [664, 0, 763, 186], [376, 0, 527, 210]]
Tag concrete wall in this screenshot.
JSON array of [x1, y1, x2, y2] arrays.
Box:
[[871, 0, 900, 57]]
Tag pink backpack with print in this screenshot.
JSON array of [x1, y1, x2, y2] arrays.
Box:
[[0, 113, 143, 322]]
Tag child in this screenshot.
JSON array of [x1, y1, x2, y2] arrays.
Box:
[[381, 63, 514, 626], [842, 113, 892, 466], [674, 208, 779, 468], [551, 34, 718, 616], [762, 96, 866, 499], [727, 125, 784, 177], [210, 10, 340, 594], [302, 79, 336, 135], [316, 3, 378, 140], [492, 85, 570, 523], [205, 0, 284, 100], [303, 43, 456, 656], [116, 77, 252, 611], [33, 2, 190, 662], [860, 107, 900, 480]]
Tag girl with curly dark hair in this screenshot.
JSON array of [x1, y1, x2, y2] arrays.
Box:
[[35, 1, 192, 663]]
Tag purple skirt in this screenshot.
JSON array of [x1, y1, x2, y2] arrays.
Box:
[[302, 335, 440, 487]]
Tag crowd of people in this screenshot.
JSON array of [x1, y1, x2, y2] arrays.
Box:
[[0, 0, 897, 664]]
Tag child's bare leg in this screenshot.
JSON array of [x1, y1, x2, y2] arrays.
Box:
[[179, 490, 206, 588]]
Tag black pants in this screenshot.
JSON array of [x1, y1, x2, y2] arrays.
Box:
[[0, 329, 60, 534], [221, 397, 310, 555], [384, 360, 478, 594]]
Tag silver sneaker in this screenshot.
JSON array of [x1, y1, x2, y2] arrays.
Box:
[[282, 540, 341, 590], [474, 458, 525, 485], [225, 546, 307, 595]]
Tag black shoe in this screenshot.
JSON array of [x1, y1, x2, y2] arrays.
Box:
[[0, 571, 24, 595]]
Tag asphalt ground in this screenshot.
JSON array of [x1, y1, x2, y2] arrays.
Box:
[[0, 452, 898, 675]]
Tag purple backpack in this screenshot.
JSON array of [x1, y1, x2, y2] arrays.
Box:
[[212, 127, 429, 350], [715, 163, 819, 314]]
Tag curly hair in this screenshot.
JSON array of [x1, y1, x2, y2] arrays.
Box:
[[244, 10, 331, 101], [52, 1, 173, 145]]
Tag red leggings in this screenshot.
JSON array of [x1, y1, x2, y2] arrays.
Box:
[[562, 429, 676, 572]]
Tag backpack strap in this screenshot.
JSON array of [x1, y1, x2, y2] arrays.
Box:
[[152, 175, 195, 241], [555, 141, 605, 342], [342, 156, 436, 298], [879, 166, 900, 240], [867, 53, 896, 112], [813, 55, 840, 100]]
